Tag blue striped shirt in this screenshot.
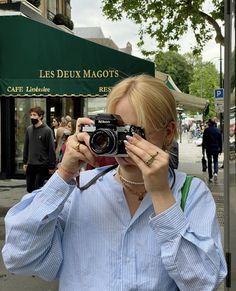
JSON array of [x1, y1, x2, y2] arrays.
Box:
[[2, 167, 227, 290]]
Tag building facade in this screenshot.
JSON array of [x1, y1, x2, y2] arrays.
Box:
[[0, 0, 71, 19], [0, 1, 154, 178]]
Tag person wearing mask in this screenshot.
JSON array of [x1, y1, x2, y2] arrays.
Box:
[[3, 76, 226, 290], [22, 106, 56, 192], [202, 118, 223, 182]]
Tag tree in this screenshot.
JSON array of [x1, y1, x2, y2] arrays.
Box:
[[155, 51, 193, 93], [102, 0, 224, 55], [189, 61, 219, 118]]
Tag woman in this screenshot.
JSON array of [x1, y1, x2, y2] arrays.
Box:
[[2, 75, 227, 290], [58, 118, 77, 163], [55, 116, 69, 158], [51, 117, 60, 147]]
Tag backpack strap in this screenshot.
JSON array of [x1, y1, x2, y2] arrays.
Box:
[[180, 175, 194, 210]]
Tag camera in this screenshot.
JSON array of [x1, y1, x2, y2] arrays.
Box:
[[80, 113, 145, 157]]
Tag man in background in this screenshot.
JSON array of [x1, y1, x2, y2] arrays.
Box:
[[202, 118, 222, 182], [23, 106, 56, 192]]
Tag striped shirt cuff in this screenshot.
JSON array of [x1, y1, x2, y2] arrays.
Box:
[[149, 203, 189, 243]]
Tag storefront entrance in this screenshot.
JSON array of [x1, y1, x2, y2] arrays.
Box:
[[1, 96, 85, 177]]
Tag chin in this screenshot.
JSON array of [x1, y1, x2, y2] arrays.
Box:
[[116, 157, 136, 167]]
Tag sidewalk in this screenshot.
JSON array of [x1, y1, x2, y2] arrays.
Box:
[[0, 179, 26, 217], [178, 133, 224, 227]]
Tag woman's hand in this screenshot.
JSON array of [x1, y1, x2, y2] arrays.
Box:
[[124, 133, 176, 213], [57, 117, 99, 182]]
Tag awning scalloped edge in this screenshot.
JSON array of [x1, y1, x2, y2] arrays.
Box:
[[0, 93, 107, 98]]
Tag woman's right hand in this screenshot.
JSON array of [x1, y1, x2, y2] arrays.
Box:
[[57, 117, 99, 181]]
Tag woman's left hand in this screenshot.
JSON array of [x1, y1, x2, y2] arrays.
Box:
[[125, 134, 176, 213]]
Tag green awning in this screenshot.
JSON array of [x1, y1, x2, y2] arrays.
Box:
[[0, 15, 155, 97], [155, 71, 208, 110]]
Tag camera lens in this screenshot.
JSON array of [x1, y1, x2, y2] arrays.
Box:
[[90, 129, 117, 155]]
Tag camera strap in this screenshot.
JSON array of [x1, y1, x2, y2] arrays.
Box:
[[78, 164, 118, 191]]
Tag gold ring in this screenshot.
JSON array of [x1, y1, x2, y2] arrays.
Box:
[[75, 142, 80, 152], [144, 152, 158, 167], [150, 152, 159, 159]]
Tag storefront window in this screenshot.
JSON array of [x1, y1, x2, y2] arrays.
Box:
[[14, 98, 46, 174], [84, 97, 107, 118], [49, 97, 74, 122], [47, 0, 57, 20]]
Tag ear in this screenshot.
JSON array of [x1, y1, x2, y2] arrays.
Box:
[[164, 121, 176, 146]]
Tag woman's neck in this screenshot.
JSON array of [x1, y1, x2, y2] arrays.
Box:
[[117, 165, 144, 185]]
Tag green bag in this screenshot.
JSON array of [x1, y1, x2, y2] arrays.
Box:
[[180, 176, 194, 210]]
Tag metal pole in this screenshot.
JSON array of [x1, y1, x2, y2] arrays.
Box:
[[179, 113, 182, 143], [224, 0, 232, 288], [220, 44, 223, 88], [220, 44, 224, 134]]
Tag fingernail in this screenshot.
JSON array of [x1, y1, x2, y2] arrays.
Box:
[[126, 135, 132, 140]]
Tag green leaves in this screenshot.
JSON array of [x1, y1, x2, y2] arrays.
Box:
[[189, 60, 220, 117], [102, 0, 224, 54], [155, 51, 193, 93]]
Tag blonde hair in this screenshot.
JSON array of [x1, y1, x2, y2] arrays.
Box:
[[106, 74, 178, 139]]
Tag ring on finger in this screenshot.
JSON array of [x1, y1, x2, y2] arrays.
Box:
[[75, 142, 81, 152], [144, 152, 159, 167]]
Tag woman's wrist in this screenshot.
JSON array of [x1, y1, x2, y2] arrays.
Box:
[[151, 189, 176, 214], [57, 165, 78, 182]]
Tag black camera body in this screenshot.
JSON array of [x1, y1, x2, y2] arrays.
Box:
[[81, 113, 145, 157]]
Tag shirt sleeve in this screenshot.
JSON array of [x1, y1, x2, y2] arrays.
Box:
[[149, 178, 227, 291], [2, 172, 76, 281]]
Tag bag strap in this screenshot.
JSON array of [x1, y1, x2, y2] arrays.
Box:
[[180, 175, 194, 210]]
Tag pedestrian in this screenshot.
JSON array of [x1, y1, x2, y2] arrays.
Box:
[[189, 121, 196, 140], [22, 106, 56, 192], [58, 118, 77, 163], [51, 117, 60, 147], [2, 75, 227, 290], [202, 118, 223, 182], [56, 116, 73, 160]]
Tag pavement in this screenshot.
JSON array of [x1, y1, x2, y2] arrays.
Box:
[[0, 132, 225, 290]]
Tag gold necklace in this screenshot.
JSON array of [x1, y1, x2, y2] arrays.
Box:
[[123, 183, 146, 201], [117, 166, 146, 201], [117, 165, 144, 185]]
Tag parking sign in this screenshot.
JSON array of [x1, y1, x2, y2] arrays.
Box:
[[214, 88, 224, 99]]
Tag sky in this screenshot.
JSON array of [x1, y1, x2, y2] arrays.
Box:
[[71, 0, 223, 71]]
